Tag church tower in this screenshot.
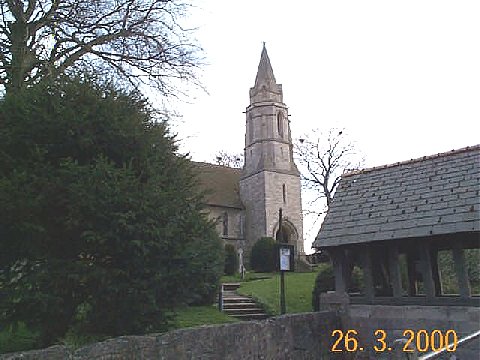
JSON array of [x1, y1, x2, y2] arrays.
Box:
[[239, 44, 305, 257]]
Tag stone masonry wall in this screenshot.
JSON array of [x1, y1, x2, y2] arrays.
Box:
[[346, 304, 480, 359], [204, 205, 245, 243], [239, 171, 267, 253], [1, 312, 340, 360], [264, 171, 304, 255]]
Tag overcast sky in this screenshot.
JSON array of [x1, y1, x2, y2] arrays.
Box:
[[170, 0, 480, 252]]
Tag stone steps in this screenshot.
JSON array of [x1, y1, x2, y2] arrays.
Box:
[[223, 308, 266, 315], [222, 295, 255, 302], [223, 303, 258, 311], [223, 282, 241, 291], [220, 282, 269, 321]]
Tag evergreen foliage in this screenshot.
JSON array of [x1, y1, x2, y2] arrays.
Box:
[[224, 244, 238, 276], [250, 237, 276, 273], [0, 76, 223, 346], [311, 264, 334, 311]]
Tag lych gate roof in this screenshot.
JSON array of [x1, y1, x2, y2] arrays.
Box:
[[193, 162, 243, 209], [313, 145, 480, 248]]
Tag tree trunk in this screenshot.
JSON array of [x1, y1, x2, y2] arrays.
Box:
[[8, 19, 31, 93]]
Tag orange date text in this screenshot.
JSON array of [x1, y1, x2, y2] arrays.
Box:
[[331, 329, 458, 353]]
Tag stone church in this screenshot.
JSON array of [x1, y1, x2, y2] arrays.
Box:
[[194, 45, 305, 260]]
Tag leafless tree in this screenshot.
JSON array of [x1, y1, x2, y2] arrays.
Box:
[[295, 128, 364, 217], [214, 150, 244, 168], [0, 0, 200, 94]]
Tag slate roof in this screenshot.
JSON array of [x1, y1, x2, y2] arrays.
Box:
[[193, 162, 244, 209], [313, 145, 480, 248]]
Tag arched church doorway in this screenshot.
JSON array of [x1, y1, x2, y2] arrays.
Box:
[[274, 220, 298, 245], [276, 225, 290, 243]]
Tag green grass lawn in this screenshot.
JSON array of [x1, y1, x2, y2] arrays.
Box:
[[221, 272, 274, 283], [1, 271, 318, 354], [173, 305, 238, 329], [236, 271, 318, 315]]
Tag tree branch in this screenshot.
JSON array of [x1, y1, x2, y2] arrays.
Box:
[[294, 127, 364, 213]]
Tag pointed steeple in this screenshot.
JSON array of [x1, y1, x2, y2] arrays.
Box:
[[254, 43, 276, 87], [249, 43, 283, 104], [240, 43, 304, 259]]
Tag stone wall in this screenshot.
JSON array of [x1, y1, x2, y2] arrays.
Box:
[[204, 205, 245, 244], [346, 304, 480, 359], [264, 171, 304, 255], [4, 306, 477, 359], [1, 312, 340, 360], [239, 171, 267, 253]]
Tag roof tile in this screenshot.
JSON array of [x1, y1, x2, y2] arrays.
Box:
[[192, 162, 244, 209], [314, 145, 480, 248]]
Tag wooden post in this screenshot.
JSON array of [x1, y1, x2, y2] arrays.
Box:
[[218, 284, 223, 311], [388, 244, 403, 299], [452, 245, 471, 299], [363, 245, 375, 301], [331, 248, 347, 294], [419, 242, 435, 299], [430, 247, 443, 297], [406, 249, 417, 296], [280, 268, 286, 314], [278, 208, 286, 314]]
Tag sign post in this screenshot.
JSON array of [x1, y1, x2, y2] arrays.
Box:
[[277, 208, 295, 314], [279, 208, 286, 314], [280, 246, 287, 314]]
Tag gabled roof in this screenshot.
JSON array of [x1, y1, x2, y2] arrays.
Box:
[[313, 145, 480, 248], [193, 162, 243, 209]]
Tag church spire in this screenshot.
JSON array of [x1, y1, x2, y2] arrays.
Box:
[[240, 43, 304, 258], [249, 43, 283, 104], [254, 43, 276, 87]]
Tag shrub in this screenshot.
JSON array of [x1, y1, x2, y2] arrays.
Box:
[[0, 76, 223, 346], [311, 264, 334, 311], [182, 226, 224, 306], [250, 237, 276, 273], [224, 244, 237, 276]]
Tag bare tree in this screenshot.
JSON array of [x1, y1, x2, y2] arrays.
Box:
[[0, 0, 200, 93], [214, 150, 244, 168], [295, 128, 364, 216]]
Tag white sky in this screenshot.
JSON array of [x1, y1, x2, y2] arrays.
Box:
[[170, 0, 480, 253]]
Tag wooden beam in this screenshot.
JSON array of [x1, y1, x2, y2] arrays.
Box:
[[452, 245, 471, 299], [363, 245, 375, 300], [330, 248, 347, 294], [406, 249, 417, 296], [419, 242, 435, 300], [388, 244, 403, 298], [430, 247, 443, 296]]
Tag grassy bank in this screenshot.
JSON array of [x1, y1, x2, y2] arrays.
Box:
[[236, 271, 318, 315], [173, 305, 238, 329]]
